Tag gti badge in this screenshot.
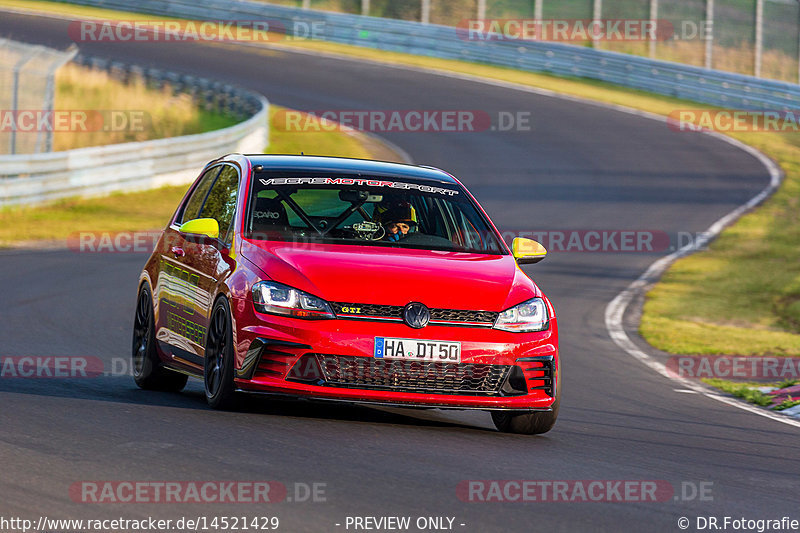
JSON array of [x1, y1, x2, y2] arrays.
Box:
[[403, 302, 430, 329]]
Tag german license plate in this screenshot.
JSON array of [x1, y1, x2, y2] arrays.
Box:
[[374, 337, 461, 363]]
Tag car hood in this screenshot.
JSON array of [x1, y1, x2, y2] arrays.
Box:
[[240, 239, 538, 311]]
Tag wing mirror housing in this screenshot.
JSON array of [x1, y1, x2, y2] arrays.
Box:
[[512, 237, 547, 265], [178, 218, 220, 239]]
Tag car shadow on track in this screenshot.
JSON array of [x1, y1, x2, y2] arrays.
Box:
[[0, 375, 499, 433]]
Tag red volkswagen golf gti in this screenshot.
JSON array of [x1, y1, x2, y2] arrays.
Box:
[[132, 154, 559, 434]]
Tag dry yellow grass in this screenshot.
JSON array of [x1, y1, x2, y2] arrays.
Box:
[[53, 64, 236, 151], [598, 40, 797, 83]]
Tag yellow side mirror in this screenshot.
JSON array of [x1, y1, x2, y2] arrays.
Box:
[[178, 218, 220, 239], [512, 237, 547, 265]]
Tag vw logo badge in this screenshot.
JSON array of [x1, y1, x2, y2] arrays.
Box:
[[403, 302, 430, 329]]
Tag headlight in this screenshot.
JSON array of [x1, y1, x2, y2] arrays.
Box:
[[493, 298, 549, 332], [252, 281, 335, 319]]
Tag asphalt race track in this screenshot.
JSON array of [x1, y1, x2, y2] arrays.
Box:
[[1, 11, 798, 533]]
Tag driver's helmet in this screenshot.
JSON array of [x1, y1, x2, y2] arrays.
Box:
[[374, 201, 418, 241]]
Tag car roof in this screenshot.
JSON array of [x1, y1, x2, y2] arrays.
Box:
[[241, 154, 458, 184]]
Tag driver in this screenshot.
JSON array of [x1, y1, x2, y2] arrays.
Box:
[[376, 202, 418, 242]]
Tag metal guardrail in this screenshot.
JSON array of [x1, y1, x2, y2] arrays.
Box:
[[0, 53, 269, 207], [64, 0, 800, 111]]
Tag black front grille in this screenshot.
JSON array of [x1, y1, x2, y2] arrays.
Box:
[[430, 308, 498, 323], [331, 302, 498, 325], [287, 354, 511, 396]]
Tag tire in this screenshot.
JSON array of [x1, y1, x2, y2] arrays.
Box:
[[132, 285, 188, 392], [492, 376, 560, 435], [204, 297, 238, 410]]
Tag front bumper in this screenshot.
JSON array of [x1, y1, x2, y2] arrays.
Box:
[[231, 300, 559, 411]]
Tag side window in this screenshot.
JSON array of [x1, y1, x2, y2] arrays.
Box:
[[199, 165, 239, 241], [181, 166, 221, 223]]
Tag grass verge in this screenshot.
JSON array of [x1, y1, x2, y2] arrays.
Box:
[[53, 63, 236, 150], [702, 378, 774, 407], [4, 0, 800, 357], [0, 105, 383, 245]]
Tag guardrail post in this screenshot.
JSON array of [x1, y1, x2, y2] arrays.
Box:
[[477, 0, 486, 21], [10, 49, 37, 155], [361, 0, 369, 16], [649, 0, 658, 59], [592, 0, 602, 48], [301, 0, 310, 9], [704, 0, 714, 69], [754, 0, 763, 78], [36, 45, 78, 153], [421, 0, 430, 24], [534, 0, 542, 21]]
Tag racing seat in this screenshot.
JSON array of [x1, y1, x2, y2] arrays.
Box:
[[251, 196, 290, 238]]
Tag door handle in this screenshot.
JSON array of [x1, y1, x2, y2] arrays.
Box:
[[170, 246, 185, 257]]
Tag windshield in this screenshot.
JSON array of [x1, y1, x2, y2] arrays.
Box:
[[245, 172, 506, 254]]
